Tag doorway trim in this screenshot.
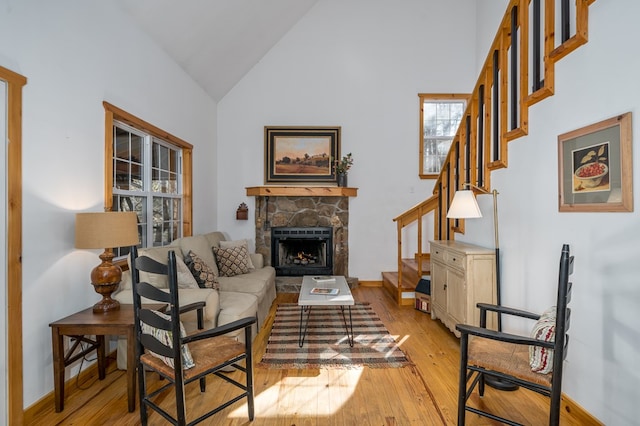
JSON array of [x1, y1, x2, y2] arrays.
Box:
[[1, 65, 27, 425]]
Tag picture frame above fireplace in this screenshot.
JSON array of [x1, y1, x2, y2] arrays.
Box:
[[264, 126, 341, 184]]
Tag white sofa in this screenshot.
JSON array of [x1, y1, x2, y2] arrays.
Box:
[[113, 231, 276, 369]]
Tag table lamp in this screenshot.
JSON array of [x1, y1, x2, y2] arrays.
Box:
[[75, 211, 139, 313]]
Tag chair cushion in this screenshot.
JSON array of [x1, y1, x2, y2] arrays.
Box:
[[141, 335, 245, 381], [184, 250, 219, 290], [529, 306, 556, 374], [468, 336, 552, 387], [213, 245, 250, 277], [140, 310, 195, 370]]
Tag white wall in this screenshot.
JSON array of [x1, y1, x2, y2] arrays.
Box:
[[0, 0, 217, 407], [218, 0, 479, 279], [458, 1, 639, 424], [475, 0, 509, 73]]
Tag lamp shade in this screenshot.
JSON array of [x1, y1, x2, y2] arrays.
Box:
[[446, 190, 483, 219], [75, 211, 139, 249]]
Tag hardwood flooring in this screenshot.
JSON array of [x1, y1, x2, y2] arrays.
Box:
[[27, 287, 590, 425]]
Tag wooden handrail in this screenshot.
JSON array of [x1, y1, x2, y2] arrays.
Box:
[[391, 0, 597, 304]]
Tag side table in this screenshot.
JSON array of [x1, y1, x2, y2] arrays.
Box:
[[49, 304, 164, 413]]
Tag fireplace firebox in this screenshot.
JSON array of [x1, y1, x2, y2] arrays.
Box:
[[271, 226, 333, 276]]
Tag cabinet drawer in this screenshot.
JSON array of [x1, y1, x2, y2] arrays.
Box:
[[432, 246, 446, 262], [446, 252, 466, 271]]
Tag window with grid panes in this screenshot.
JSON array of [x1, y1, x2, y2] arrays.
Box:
[[112, 121, 183, 257], [419, 94, 468, 178]]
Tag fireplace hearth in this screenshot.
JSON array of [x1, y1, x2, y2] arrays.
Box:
[[271, 227, 333, 276]]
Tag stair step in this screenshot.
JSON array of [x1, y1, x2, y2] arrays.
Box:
[[382, 271, 418, 306], [402, 258, 431, 276]]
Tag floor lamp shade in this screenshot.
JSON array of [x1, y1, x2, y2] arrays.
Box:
[[75, 212, 139, 313], [446, 190, 483, 219]]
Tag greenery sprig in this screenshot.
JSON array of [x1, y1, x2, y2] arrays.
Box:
[[334, 153, 354, 174]]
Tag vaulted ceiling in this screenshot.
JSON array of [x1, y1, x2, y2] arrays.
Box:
[[115, 0, 319, 102]]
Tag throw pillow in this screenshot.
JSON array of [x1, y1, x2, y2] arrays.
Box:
[[219, 239, 255, 269], [175, 255, 199, 289], [184, 250, 219, 290], [140, 310, 195, 370], [213, 245, 250, 277], [529, 306, 556, 374]]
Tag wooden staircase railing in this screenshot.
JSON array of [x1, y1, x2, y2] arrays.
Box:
[[386, 0, 597, 305]]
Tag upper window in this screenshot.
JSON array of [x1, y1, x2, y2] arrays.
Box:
[[419, 94, 468, 178], [104, 102, 193, 258]]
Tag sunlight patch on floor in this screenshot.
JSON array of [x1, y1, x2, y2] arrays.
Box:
[[227, 368, 364, 418]]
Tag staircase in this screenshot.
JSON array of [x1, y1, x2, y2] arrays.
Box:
[[383, 0, 597, 305], [382, 257, 430, 306]]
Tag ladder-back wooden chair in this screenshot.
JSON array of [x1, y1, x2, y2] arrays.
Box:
[[131, 246, 256, 425], [456, 244, 574, 425]]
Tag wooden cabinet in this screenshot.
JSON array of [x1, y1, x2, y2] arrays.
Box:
[[429, 240, 497, 336]]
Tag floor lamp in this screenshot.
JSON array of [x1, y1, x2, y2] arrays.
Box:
[[446, 183, 518, 391]]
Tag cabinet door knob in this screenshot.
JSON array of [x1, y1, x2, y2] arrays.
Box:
[[443, 284, 447, 290]]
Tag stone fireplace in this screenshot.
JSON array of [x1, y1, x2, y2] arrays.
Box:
[[271, 226, 333, 276], [247, 186, 357, 282]]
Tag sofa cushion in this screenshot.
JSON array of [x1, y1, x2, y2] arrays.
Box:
[[203, 231, 227, 249], [177, 235, 219, 276], [175, 256, 199, 289], [213, 245, 250, 277], [125, 247, 196, 290], [249, 253, 264, 269], [219, 239, 255, 269], [184, 251, 219, 290], [217, 291, 258, 343], [140, 310, 195, 370], [217, 268, 272, 301]]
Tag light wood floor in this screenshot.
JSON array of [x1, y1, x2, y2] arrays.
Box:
[[28, 287, 590, 425]]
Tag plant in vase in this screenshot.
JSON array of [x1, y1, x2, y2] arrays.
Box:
[[334, 153, 353, 187]]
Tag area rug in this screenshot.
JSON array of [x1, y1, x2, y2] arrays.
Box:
[[259, 303, 410, 369]]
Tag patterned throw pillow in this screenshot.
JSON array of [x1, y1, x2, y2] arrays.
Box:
[[184, 250, 219, 290], [219, 239, 255, 269], [213, 245, 250, 277], [529, 306, 556, 374], [140, 310, 195, 369]]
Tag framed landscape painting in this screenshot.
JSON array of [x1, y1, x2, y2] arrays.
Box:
[[264, 126, 340, 184], [558, 112, 633, 212]]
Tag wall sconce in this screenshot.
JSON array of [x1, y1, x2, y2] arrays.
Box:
[[236, 202, 248, 220]]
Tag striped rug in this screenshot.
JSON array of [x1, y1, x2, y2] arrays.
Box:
[[259, 303, 410, 369]]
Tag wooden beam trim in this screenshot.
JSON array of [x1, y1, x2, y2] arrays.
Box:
[[3, 66, 27, 426]]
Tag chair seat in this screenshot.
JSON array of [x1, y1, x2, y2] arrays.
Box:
[[141, 335, 246, 381], [468, 335, 552, 387]]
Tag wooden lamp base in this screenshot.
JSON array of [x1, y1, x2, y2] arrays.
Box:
[[91, 250, 122, 313]]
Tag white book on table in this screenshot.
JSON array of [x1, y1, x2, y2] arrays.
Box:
[[310, 287, 339, 295]]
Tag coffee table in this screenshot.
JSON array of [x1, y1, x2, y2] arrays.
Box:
[[298, 275, 355, 347]]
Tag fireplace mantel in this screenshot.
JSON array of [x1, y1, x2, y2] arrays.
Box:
[[246, 186, 357, 197]]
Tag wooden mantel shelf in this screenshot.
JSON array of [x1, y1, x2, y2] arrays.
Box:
[[246, 186, 358, 197]]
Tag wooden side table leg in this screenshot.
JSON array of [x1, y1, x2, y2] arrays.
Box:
[[96, 335, 106, 380], [126, 328, 136, 412], [51, 327, 64, 412]]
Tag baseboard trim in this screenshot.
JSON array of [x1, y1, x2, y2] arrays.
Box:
[[562, 394, 603, 425], [359, 280, 383, 287]]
